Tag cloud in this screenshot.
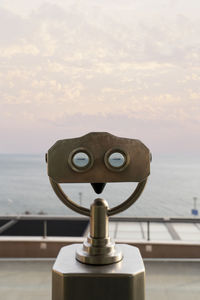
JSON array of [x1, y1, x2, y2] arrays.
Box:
[[0, 2, 200, 153]]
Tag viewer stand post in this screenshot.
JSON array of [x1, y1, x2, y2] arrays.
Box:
[[46, 132, 151, 300]]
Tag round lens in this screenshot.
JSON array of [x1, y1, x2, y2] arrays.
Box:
[[108, 152, 126, 168], [72, 152, 90, 168]]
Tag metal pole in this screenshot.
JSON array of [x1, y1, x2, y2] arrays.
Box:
[[0, 219, 18, 234], [193, 197, 197, 210], [43, 220, 47, 238], [76, 198, 122, 265], [147, 221, 150, 241]]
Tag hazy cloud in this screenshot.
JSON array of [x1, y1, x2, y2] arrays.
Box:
[[0, 1, 200, 153]]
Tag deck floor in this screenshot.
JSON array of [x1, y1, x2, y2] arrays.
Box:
[[109, 221, 200, 242], [0, 259, 200, 300]]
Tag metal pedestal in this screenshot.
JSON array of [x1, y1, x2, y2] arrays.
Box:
[[52, 244, 145, 300]]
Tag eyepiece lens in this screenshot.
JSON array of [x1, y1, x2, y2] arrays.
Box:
[[108, 152, 125, 168], [72, 152, 90, 168]]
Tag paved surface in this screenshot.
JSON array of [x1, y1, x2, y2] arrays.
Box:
[[145, 260, 200, 300], [109, 221, 200, 242], [0, 259, 200, 300]]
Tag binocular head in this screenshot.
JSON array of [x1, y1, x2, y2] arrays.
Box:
[[47, 132, 151, 193]]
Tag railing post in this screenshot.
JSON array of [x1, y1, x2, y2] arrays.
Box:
[[43, 220, 47, 238], [147, 221, 150, 241]]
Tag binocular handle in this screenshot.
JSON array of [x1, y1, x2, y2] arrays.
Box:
[[49, 178, 147, 217]]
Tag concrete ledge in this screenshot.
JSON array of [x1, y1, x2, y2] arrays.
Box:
[[0, 238, 200, 258]]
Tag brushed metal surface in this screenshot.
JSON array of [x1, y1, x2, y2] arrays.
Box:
[[47, 132, 150, 218], [49, 177, 147, 216], [52, 244, 145, 300], [75, 198, 123, 265], [47, 132, 150, 183]]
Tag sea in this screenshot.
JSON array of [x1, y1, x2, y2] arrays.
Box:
[[0, 154, 200, 218]]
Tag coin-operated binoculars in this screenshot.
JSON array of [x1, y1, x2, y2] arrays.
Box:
[[46, 132, 151, 300]]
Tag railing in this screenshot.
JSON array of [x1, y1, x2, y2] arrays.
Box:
[[0, 215, 200, 240]]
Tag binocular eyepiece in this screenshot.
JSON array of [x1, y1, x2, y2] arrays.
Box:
[[47, 131, 150, 187]]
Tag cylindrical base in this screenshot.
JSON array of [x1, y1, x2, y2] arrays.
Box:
[[76, 242, 122, 265]]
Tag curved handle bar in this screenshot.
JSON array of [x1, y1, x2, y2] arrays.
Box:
[[49, 178, 147, 217]]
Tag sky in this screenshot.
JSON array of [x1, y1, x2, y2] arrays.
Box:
[[0, 0, 200, 154]]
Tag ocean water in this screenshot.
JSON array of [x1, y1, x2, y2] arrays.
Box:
[[0, 154, 200, 217]]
